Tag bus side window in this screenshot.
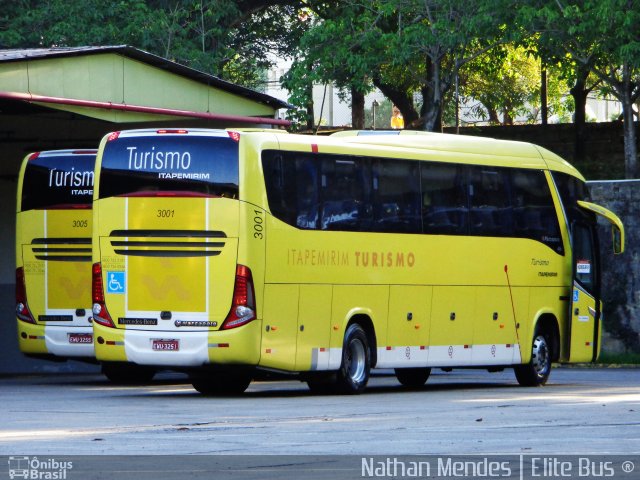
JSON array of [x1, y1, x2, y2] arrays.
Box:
[[372, 158, 421, 234], [421, 163, 468, 235], [319, 157, 371, 231], [469, 166, 513, 237], [263, 152, 296, 227], [294, 157, 320, 229], [512, 169, 563, 254]]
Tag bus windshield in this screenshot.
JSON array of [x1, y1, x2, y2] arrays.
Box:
[[21, 153, 95, 211], [99, 134, 239, 198]]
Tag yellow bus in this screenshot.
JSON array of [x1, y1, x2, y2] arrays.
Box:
[[16, 149, 97, 361], [91, 129, 623, 394]]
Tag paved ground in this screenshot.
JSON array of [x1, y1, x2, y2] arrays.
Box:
[[0, 367, 638, 457]]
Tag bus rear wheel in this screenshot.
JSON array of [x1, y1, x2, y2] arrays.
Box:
[[335, 323, 371, 394], [102, 362, 155, 384], [515, 328, 553, 386], [191, 372, 252, 396], [395, 367, 431, 388]]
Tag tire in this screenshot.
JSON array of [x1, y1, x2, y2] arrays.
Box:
[[335, 323, 371, 394], [191, 372, 252, 396], [395, 367, 431, 388], [514, 328, 553, 386], [102, 362, 156, 384]]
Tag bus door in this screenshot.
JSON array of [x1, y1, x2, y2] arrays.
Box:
[[568, 201, 625, 362], [568, 220, 600, 362]]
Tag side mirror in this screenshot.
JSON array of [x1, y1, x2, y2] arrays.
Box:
[[612, 226, 623, 255]]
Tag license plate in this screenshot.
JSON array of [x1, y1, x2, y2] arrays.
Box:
[[152, 339, 179, 351], [68, 333, 93, 344]]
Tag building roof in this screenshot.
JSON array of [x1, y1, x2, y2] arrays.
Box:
[[0, 45, 291, 110]]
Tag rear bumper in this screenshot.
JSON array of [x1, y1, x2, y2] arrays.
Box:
[[17, 321, 94, 357], [93, 320, 262, 367]]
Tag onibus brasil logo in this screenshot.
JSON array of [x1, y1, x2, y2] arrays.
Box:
[[8, 456, 73, 479]]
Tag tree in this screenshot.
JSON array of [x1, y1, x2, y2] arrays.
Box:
[[518, 1, 603, 163], [461, 44, 572, 125], [526, 0, 640, 178], [287, 0, 517, 132], [282, 2, 377, 130]]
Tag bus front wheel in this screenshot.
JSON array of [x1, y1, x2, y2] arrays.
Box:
[[335, 323, 371, 394], [515, 328, 553, 386]]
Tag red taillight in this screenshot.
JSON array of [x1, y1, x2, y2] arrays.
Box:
[[15, 267, 36, 324], [157, 129, 188, 134], [72, 150, 98, 155], [227, 131, 241, 142], [92, 262, 115, 328], [107, 131, 120, 141], [221, 265, 256, 330], [28, 152, 41, 161]]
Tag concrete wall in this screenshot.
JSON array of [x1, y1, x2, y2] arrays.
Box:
[[445, 121, 634, 180], [589, 180, 640, 355]]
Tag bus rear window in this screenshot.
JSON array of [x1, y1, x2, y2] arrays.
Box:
[[99, 135, 239, 199], [21, 154, 95, 211]]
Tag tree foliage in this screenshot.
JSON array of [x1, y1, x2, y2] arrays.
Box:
[[460, 45, 572, 125], [0, 0, 305, 88], [519, 0, 640, 177]]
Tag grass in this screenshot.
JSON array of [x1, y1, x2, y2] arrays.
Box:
[[597, 352, 640, 365]]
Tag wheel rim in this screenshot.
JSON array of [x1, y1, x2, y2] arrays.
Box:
[[346, 338, 366, 384], [531, 334, 550, 377]]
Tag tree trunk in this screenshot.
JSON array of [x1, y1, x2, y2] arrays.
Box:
[[621, 64, 638, 179], [570, 67, 590, 164], [351, 87, 365, 129], [421, 56, 443, 132], [306, 82, 315, 131], [373, 79, 419, 127], [487, 107, 500, 124], [541, 64, 548, 126]]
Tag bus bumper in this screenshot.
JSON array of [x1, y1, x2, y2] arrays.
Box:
[[93, 320, 262, 367], [17, 321, 94, 357]]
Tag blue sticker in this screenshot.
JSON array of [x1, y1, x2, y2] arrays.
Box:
[[573, 289, 579, 302], [107, 271, 126, 294]]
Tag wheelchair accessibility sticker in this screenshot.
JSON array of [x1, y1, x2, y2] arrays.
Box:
[[107, 271, 126, 294]]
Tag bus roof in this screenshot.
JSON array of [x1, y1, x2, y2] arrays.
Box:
[[96, 128, 585, 181], [256, 130, 585, 181]]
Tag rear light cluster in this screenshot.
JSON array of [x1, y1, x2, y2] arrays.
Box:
[[15, 267, 35, 324], [92, 262, 115, 328], [221, 265, 256, 329]]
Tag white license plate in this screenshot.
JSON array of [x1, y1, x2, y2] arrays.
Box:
[[152, 339, 179, 351], [68, 333, 93, 344]]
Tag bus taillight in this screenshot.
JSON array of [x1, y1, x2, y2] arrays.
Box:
[[92, 262, 115, 328], [15, 267, 35, 324], [221, 265, 256, 329], [157, 129, 188, 134]]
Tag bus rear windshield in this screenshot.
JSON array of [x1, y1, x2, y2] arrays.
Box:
[[21, 155, 95, 211], [99, 135, 239, 199]]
